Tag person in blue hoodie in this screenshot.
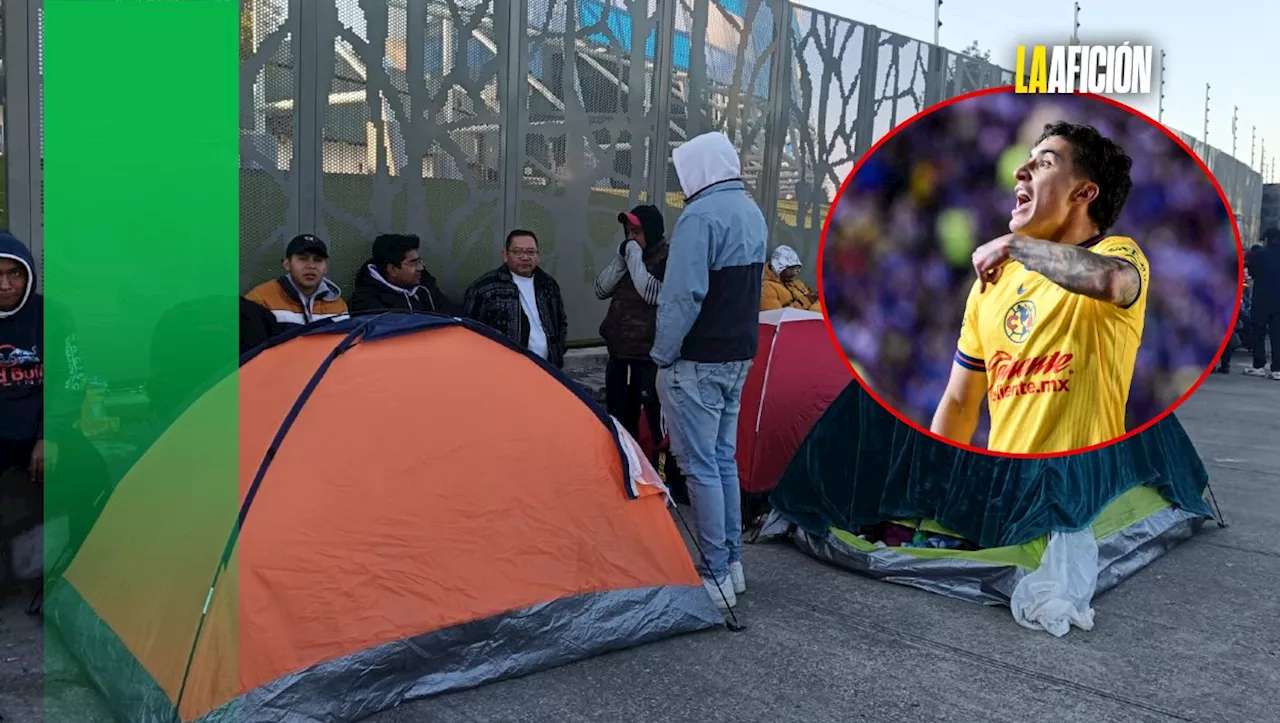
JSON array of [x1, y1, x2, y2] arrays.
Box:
[[0, 231, 105, 596], [651, 131, 767, 611], [0, 232, 64, 484]]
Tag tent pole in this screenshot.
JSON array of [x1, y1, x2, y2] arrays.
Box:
[[669, 502, 748, 632], [1205, 482, 1228, 528], [743, 320, 785, 541]]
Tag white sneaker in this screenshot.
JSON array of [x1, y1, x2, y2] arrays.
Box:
[[729, 561, 746, 595], [703, 574, 737, 610], [1272, 371, 1280, 381], [1243, 366, 1270, 377]]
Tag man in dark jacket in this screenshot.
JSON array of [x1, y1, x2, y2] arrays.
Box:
[[0, 231, 107, 593], [594, 205, 668, 438], [593, 205, 687, 502], [0, 232, 75, 486], [463, 229, 568, 368], [1244, 228, 1280, 380], [349, 233, 460, 315], [241, 296, 284, 355]]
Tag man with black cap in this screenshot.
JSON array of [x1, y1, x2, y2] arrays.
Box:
[[245, 233, 349, 330], [594, 205, 674, 483]]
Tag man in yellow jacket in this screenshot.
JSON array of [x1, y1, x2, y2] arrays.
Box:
[[761, 245, 819, 311]]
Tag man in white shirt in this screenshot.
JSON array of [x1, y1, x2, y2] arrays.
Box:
[[462, 229, 568, 368]]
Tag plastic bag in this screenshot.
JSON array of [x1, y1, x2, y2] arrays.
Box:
[[7, 516, 68, 583], [1009, 528, 1098, 637], [9, 523, 42, 582], [610, 416, 671, 503]]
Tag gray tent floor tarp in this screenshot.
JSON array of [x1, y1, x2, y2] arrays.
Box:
[[759, 382, 1217, 606]]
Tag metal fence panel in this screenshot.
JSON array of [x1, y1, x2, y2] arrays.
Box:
[[867, 27, 933, 142], [659, 0, 780, 237], [515, 0, 662, 340], [771, 8, 867, 275], [1263, 185, 1279, 235], [240, 0, 301, 288], [1173, 127, 1264, 244], [2, 0, 44, 280], [768, 7, 1013, 281], [308, 0, 508, 306]]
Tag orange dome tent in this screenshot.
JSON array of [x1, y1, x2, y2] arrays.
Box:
[[45, 312, 722, 723]]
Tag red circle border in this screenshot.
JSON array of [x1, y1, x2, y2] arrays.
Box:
[[815, 85, 1247, 460]]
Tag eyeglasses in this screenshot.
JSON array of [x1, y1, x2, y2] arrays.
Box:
[[400, 257, 425, 269], [508, 249, 539, 258]]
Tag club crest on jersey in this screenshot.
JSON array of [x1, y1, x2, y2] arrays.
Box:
[[1004, 300, 1036, 344]]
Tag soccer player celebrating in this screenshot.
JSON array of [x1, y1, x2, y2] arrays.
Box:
[[930, 121, 1148, 454]]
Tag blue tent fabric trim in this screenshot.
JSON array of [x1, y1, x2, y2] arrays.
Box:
[[769, 382, 1213, 549], [239, 310, 639, 499], [176, 317, 374, 717]]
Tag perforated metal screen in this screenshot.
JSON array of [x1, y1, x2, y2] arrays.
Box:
[[659, 0, 776, 242], [772, 9, 865, 275], [240, 0, 297, 288], [311, 0, 508, 306], [1174, 128, 1265, 243], [516, 0, 661, 339], [0, 0, 7, 230]]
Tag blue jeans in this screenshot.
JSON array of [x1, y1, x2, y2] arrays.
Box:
[[656, 358, 752, 581]]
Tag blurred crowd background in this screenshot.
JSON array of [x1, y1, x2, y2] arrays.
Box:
[[822, 91, 1240, 448]]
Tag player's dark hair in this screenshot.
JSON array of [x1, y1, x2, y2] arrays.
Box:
[[1038, 121, 1133, 233]]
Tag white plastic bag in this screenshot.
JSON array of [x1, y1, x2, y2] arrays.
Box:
[[8, 516, 68, 583], [609, 416, 671, 503], [1010, 528, 1098, 637], [9, 524, 42, 582]]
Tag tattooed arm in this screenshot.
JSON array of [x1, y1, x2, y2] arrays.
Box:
[[1007, 236, 1142, 307]]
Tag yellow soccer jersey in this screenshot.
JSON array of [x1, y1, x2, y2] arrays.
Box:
[[953, 234, 1150, 454]]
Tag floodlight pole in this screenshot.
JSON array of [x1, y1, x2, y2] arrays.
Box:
[[934, 0, 941, 46], [1251, 126, 1256, 170], [1157, 51, 1165, 122], [1231, 106, 1238, 158], [1203, 83, 1210, 145]]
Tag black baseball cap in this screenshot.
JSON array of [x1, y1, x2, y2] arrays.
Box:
[[286, 233, 329, 258]]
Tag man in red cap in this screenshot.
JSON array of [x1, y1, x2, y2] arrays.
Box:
[[594, 204, 684, 499]]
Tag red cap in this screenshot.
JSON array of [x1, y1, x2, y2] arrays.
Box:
[[618, 211, 641, 228]]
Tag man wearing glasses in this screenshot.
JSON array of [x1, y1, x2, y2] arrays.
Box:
[[463, 229, 568, 368], [349, 233, 460, 315]]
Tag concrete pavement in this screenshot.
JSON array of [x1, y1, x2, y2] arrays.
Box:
[[374, 352, 1280, 723]]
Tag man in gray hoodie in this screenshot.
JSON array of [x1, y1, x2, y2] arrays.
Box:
[[651, 131, 767, 610]]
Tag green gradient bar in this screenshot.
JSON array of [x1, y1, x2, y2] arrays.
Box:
[[42, 2, 240, 720]]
